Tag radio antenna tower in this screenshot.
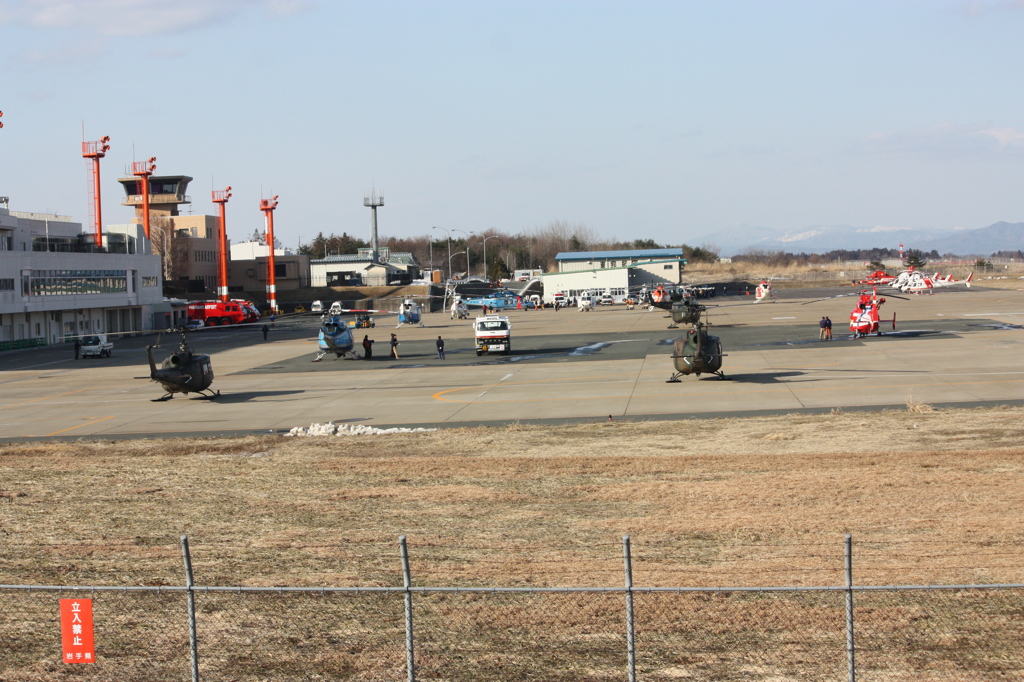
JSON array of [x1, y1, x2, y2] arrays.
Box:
[[212, 186, 232, 302], [363, 188, 384, 263], [260, 195, 280, 314], [82, 135, 111, 249]]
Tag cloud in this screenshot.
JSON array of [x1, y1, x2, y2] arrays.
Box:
[[148, 46, 187, 59], [960, 0, 1024, 17], [0, 0, 312, 37], [861, 123, 1024, 157], [22, 38, 108, 65]]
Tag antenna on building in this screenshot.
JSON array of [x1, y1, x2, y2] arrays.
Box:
[[363, 187, 384, 263]]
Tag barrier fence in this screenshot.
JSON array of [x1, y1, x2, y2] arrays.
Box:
[[2, 535, 1022, 681]]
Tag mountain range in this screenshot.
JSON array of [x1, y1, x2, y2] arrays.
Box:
[[697, 221, 1024, 258]]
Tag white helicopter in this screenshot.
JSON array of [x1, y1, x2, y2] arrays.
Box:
[[450, 296, 469, 320]]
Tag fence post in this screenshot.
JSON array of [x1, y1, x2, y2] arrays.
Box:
[[845, 534, 855, 682], [623, 535, 636, 682], [181, 535, 200, 682], [400, 535, 415, 682]]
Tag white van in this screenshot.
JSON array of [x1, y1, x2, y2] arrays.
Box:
[[311, 300, 324, 313]]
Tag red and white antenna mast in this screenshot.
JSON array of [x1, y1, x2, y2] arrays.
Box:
[[212, 186, 232, 302], [259, 195, 280, 314], [899, 243, 904, 262], [82, 135, 111, 249], [131, 157, 157, 240]]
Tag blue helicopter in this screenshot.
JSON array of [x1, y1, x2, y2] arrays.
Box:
[[461, 290, 522, 311], [314, 313, 357, 362]]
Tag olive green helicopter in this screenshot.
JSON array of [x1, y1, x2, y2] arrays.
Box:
[[666, 295, 727, 382], [145, 330, 219, 401]]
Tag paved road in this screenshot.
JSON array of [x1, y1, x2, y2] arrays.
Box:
[[1, 286, 1022, 440]]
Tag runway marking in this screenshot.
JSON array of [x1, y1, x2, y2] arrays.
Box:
[[0, 389, 89, 410], [500, 374, 514, 381], [41, 416, 115, 437], [961, 312, 1024, 317], [772, 317, 796, 319]]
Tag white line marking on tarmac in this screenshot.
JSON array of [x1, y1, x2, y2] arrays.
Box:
[[772, 317, 796, 319], [962, 312, 1024, 317], [500, 374, 514, 381]]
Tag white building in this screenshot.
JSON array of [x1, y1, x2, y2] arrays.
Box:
[[536, 248, 687, 303], [0, 202, 165, 349], [230, 240, 291, 260], [310, 248, 421, 287]]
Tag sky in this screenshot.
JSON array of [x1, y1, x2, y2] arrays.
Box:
[[1, 0, 1022, 250]]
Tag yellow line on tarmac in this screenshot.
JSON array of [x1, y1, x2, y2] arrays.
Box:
[[41, 416, 115, 437], [0, 389, 90, 410]]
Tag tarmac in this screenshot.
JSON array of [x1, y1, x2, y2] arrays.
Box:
[[1, 284, 1022, 441]]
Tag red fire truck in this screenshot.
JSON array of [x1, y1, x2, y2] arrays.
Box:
[[186, 300, 250, 326]]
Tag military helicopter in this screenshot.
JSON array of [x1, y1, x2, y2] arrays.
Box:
[[666, 296, 727, 382], [145, 330, 219, 401]]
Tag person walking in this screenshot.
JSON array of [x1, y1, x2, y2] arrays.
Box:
[[74, 337, 81, 360], [819, 317, 827, 340], [436, 335, 445, 360], [825, 316, 833, 340], [389, 333, 399, 359], [362, 335, 374, 359], [262, 324, 269, 341]]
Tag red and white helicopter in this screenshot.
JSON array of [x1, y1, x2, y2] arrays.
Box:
[[849, 287, 891, 337], [858, 270, 897, 286], [755, 279, 775, 302]]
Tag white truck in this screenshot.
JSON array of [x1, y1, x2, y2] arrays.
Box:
[[79, 334, 113, 358], [474, 315, 512, 356]]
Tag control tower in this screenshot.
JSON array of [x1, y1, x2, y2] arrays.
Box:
[[117, 174, 193, 221]]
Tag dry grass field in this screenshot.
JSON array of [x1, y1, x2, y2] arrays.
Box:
[[3, 406, 1024, 679], [3, 405, 1022, 589]]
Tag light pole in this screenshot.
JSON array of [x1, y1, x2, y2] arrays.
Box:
[[451, 250, 468, 276], [432, 226, 451, 282], [452, 229, 473, 277], [479, 234, 497, 279]]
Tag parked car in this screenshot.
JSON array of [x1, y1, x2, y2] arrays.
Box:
[[599, 294, 615, 305], [311, 300, 324, 313], [186, 319, 205, 329], [293, 304, 307, 313]]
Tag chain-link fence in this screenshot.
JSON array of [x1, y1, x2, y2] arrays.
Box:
[[3, 535, 1023, 681]]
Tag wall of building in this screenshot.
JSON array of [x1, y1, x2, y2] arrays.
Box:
[[0, 207, 164, 347]]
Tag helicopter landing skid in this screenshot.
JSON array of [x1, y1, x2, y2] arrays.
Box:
[[152, 393, 175, 402], [666, 371, 728, 383], [195, 389, 220, 400]]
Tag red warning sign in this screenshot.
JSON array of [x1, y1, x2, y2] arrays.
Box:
[[60, 598, 95, 664]]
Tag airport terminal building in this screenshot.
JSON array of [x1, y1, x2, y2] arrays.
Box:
[[0, 202, 164, 350], [537, 248, 687, 302]]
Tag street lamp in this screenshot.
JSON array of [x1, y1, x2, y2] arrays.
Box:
[[432, 226, 451, 282], [479, 234, 498, 279], [452, 229, 473, 277], [451, 250, 468, 277]]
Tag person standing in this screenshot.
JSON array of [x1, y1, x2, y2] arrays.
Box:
[[825, 316, 833, 340], [362, 335, 374, 359], [389, 333, 399, 359], [436, 335, 445, 360], [819, 317, 827, 340], [262, 324, 269, 341], [74, 337, 81, 360]]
